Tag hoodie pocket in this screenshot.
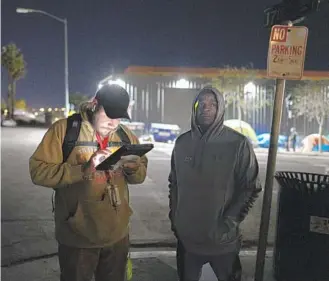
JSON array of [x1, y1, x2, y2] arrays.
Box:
[[67, 198, 131, 244], [212, 220, 239, 245]]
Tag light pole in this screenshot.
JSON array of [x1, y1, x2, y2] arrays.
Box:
[[16, 8, 70, 117], [244, 81, 257, 128]]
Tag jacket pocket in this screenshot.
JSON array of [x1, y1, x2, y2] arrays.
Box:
[[67, 197, 130, 244]]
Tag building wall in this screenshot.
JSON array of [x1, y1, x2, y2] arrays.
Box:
[[114, 75, 205, 132], [102, 74, 329, 137]]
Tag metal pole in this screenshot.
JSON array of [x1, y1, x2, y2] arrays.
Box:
[[254, 78, 286, 281], [16, 8, 69, 116], [64, 19, 70, 117], [253, 88, 256, 129]]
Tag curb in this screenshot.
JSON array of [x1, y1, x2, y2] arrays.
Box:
[[1, 240, 273, 268], [129, 249, 273, 259], [2, 248, 274, 268], [129, 240, 273, 249]]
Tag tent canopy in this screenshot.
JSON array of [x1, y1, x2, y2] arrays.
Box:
[[224, 119, 258, 143]]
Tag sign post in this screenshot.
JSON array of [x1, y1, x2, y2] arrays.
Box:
[[254, 23, 308, 281]]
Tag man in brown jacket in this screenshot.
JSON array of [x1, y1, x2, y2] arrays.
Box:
[[29, 84, 148, 281]]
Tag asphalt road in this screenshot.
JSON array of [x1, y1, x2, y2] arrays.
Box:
[[1, 127, 328, 266]]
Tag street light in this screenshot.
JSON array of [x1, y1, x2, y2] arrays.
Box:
[[16, 7, 70, 117], [16, 8, 33, 13], [175, 78, 190, 89], [244, 81, 256, 98], [244, 81, 257, 129]]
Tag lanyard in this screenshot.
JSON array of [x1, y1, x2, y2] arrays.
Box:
[[95, 132, 112, 185], [96, 133, 109, 150]]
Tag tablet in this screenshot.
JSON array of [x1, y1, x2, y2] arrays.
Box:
[[95, 144, 154, 171]]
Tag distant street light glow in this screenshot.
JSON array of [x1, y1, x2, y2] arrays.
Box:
[[175, 78, 190, 89]]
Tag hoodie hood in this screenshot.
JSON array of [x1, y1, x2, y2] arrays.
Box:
[[191, 86, 225, 140], [190, 86, 226, 169]]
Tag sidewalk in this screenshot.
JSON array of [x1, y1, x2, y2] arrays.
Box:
[[2, 249, 275, 281]]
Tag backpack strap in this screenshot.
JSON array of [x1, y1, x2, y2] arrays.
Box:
[[53, 114, 82, 213], [62, 113, 82, 163]]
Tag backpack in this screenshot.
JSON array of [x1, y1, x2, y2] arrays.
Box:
[[62, 113, 131, 162]]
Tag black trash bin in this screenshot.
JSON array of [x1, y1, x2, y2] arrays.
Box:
[[273, 171, 329, 281]]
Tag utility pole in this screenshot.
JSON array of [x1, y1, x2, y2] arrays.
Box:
[[254, 74, 287, 281]]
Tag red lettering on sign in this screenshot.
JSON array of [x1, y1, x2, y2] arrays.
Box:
[[271, 26, 288, 43], [271, 45, 303, 56]]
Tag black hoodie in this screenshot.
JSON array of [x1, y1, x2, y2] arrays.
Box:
[[168, 86, 261, 255]]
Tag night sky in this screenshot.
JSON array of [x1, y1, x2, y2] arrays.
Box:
[[2, 0, 329, 108]]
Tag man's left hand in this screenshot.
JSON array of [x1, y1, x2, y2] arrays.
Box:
[[122, 155, 141, 174]]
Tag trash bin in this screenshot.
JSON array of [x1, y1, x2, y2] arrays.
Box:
[[273, 172, 329, 281]]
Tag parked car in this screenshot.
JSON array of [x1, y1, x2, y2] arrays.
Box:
[[148, 123, 180, 143], [1, 118, 17, 127]]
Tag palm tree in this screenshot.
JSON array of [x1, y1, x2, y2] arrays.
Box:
[[1, 43, 27, 119]]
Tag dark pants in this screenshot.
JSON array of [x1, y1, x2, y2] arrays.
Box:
[[176, 240, 242, 281], [58, 236, 129, 281], [291, 140, 296, 152]]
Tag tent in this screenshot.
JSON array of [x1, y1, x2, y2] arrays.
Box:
[[301, 134, 329, 152], [257, 133, 287, 149], [224, 119, 258, 146]]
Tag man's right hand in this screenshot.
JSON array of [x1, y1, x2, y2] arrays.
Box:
[[82, 149, 111, 179]]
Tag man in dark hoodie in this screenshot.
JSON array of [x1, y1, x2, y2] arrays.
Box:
[[168, 86, 261, 281]]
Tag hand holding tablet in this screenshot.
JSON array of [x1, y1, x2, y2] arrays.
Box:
[[95, 144, 154, 171]]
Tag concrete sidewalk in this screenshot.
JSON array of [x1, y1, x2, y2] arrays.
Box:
[[1, 249, 275, 281]]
